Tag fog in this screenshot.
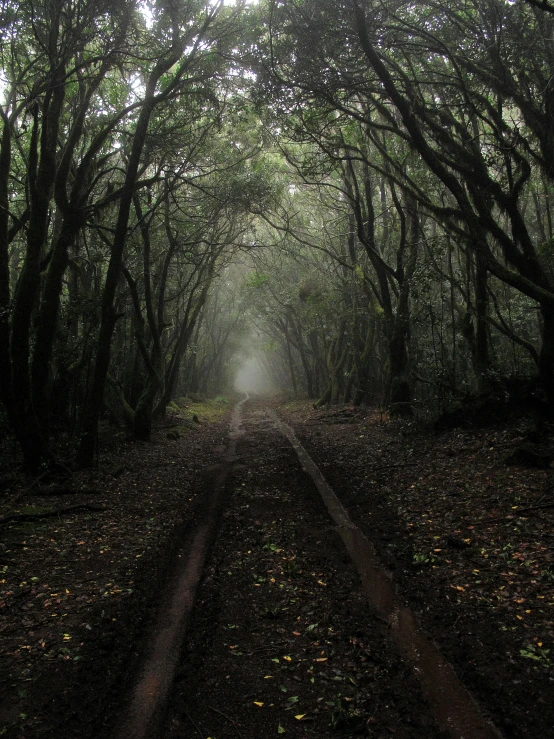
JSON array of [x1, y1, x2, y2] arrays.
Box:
[[234, 356, 275, 394]]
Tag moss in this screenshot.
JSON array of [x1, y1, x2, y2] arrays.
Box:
[[189, 398, 231, 422], [166, 396, 232, 424], [17, 505, 52, 516]]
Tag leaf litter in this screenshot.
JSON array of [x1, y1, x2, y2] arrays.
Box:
[[0, 411, 231, 738], [279, 400, 554, 738], [163, 401, 443, 738], [2, 397, 550, 737]]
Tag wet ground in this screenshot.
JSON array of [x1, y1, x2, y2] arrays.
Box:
[[277, 401, 554, 739], [2, 395, 552, 738], [115, 397, 500, 738]]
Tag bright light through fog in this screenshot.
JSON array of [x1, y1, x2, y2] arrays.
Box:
[[234, 356, 275, 394]]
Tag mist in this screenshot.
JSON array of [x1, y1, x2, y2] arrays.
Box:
[[234, 356, 276, 395]]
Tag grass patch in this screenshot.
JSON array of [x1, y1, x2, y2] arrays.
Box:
[[167, 395, 233, 424], [17, 505, 53, 516]]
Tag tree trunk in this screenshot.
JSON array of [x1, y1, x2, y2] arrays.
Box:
[[387, 196, 419, 417], [153, 272, 213, 419], [539, 305, 554, 414], [75, 12, 217, 465], [133, 383, 157, 441], [0, 116, 15, 430], [388, 331, 412, 416], [76, 92, 157, 466], [294, 323, 315, 398], [314, 386, 332, 408], [10, 76, 65, 469], [284, 335, 298, 396], [473, 254, 492, 392], [30, 218, 80, 433]]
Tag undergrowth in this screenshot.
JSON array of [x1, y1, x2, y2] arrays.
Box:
[[167, 395, 233, 424]]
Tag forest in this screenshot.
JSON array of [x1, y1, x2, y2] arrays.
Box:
[[1, 1, 554, 738], [1, 0, 553, 471]]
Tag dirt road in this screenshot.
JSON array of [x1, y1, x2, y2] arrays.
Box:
[[115, 397, 501, 739]]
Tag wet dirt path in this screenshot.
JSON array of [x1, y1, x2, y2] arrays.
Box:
[[270, 411, 502, 739], [112, 398, 247, 739], [115, 397, 502, 738], [160, 398, 500, 739]]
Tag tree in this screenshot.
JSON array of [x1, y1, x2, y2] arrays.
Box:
[[0, 0, 140, 469], [77, 0, 231, 466], [253, 0, 554, 410]]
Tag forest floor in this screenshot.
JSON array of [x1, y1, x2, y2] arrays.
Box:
[[0, 395, 553, 738]]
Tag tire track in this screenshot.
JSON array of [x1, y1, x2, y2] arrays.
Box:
[[270, 408, 502, 739], [112, 396, 247, 739], [113, 397, 502, 739], [163, 401, 443, 738]]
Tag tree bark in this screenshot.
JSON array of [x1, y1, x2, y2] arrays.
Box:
[[539, 305, 554, 413], [10, 72, 65, 469], [0, 116, 14, 429]]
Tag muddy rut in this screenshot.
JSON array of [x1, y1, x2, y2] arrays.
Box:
[[115, 397, 501, 739]]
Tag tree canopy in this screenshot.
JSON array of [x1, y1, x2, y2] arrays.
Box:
[[0, 0, 553, 469]]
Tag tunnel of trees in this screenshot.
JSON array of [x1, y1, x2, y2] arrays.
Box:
[[1, 0, 553, 471]]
